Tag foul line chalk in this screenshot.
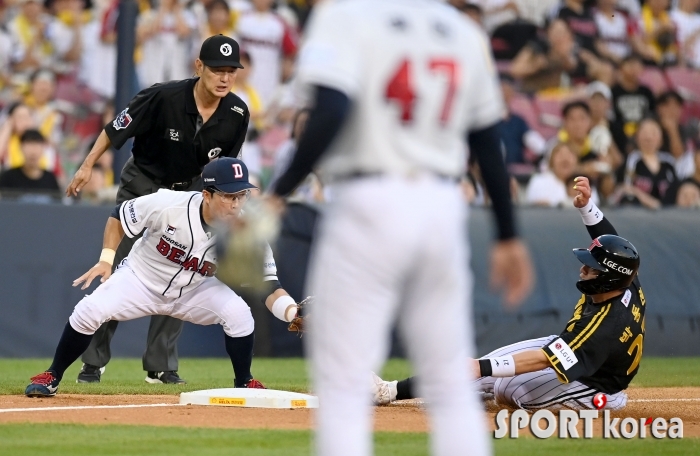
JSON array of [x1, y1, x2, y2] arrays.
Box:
[[1, 398, 698, 413], [0, 403, 186, 413]]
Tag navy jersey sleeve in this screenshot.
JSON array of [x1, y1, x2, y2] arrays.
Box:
[[104, 85, 162, 149], [541, 298, 618, 383], [468, 123, 517, 240]]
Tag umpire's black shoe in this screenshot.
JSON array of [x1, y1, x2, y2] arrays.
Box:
[[145, 371, 187, 384], [76, 364, 104, 383]]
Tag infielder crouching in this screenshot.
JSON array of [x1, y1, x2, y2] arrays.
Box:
[[26, 158, 302, 397], [373, 176, 645, 411]]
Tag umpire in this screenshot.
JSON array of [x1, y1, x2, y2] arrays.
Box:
[[66, 35, 250, 384]]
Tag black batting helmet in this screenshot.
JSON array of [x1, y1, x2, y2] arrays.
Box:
[[573, 235, 640, 295]]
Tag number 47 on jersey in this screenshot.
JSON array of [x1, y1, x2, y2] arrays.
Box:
[[385, 58, 460, 126]]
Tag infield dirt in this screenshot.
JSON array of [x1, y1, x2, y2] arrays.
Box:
[[0, 387, 698, 436]]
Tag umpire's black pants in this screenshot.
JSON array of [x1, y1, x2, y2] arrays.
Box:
[[81, 157, 203, 372]]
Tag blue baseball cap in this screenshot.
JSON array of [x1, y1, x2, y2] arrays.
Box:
[[202, 157, 257, 194]]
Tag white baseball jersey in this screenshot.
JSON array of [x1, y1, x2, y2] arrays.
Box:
[[296, 0, 504, 180], [119, 189, 277, 298]]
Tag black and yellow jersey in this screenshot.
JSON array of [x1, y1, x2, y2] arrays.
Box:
[[542, 279, 646, 394]]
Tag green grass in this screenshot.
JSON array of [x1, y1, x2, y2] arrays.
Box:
[[2, 358, 699, 455], [0, 424, 424, 456], [0, 357, 413, 395], [494, 437, 700, 455], [0, 424, 695, 456], [1, 356, 698, 396], [631, 357, 700, 387]]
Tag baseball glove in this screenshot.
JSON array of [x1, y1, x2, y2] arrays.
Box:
[[288, 296, 314, 336]]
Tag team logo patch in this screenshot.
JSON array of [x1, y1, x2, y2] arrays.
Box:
[[166, 225, 177, 235], [220, 43, 232, 56], [231, 106, 244, 116], [112, 108, 132, 130], [167, 129, 182, 142], [208, 148, 222, 160]]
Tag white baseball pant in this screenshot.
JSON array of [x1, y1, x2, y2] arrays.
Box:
[[307, 176, 489, 456], [69, 260, 254, 338], [476, 336, 628, 410]]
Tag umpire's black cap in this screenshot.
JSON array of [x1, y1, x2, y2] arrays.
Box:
[[202, 158, 257, 194], [199, 35, 244, 69]]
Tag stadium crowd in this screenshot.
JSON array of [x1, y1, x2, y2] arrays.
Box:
[[0, 0, 699, 209]]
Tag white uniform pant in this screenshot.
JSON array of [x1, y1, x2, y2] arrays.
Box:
[[69, 261, 254, 338], [307, 177, 489, 456], [476, 336, 628, 410]]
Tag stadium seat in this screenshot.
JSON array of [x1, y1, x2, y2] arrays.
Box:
[[533, 96, 565, 139], [665, 67, 700, 102], [639, 66, 669, 95], [509, 94, 538, 129], [665, 67, 700, 120]]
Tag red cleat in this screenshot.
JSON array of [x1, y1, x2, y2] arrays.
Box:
[[245, 379, 266, 389]]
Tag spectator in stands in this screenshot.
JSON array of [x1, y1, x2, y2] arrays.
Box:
[[675, 179, 700, 207], [587, 81, 624, 197], [610, 53, 656, 154], [518, 0, 561, 27], [638, 0, 680, 66], [619, 117, 679, 208], [656, 90, 695, 179], [459, 2, 485, 27], [136, 0, 197, 88], [671, 0, 700, 69], [236, 0, 298, 105], [498, 73, 546, 171], [81, 0, 117, 99], [466, 0, 511, 33], [0, 129, 60, 196], [45, 0, 88, 76], [525, 142, 600, 206], [510, 19, 612, 93], [202, 0, 234, 38], [594, 0, 657, 64], [9, 0, 53, 79], [555, 101, 616, 180], [556, 0, 600, 55], [0, 102, 62, 177], [232, 50, 265, 133], [616, 0, 641, 18], [23, 70, 63, 152], [0, 0, 19, 104]]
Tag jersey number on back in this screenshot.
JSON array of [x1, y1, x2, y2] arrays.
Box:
[[385, 58, 459, 126]]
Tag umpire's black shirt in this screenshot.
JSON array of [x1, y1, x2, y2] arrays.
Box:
[[105, 78, 250, 185]]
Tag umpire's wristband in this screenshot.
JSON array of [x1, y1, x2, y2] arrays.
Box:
[[478, 356, 516, 377]]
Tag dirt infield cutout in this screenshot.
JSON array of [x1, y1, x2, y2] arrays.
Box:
[[0, 387, 699, 436]]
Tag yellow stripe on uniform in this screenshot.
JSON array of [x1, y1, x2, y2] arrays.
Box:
[[541, 348, 569, 383], [571, 304, 612, 351]]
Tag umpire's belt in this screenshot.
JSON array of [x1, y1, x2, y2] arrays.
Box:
[[138, 166, 195, 190]]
